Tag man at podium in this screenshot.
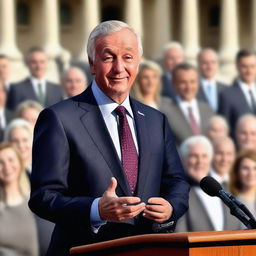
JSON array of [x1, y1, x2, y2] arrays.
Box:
[[28, 20, 189, 256]]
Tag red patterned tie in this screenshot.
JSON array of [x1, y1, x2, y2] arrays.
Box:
[[115, 106, 138, 194], [188, 106, 201, 135]]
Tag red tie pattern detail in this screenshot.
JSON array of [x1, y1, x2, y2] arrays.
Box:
[[115, 106, 138, 194]]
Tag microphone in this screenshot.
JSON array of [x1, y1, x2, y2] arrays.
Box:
[[200, 176, 256, 229]]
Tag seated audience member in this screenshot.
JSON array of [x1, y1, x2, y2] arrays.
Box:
[[4, 119, 33, 174], [176, 135, 241, 232], [197, 48, 226, 112], [211, 136, 236, 190], [7, 47, 63, 111], [15, 100, 43, 129], [160, 63, 214, 145], [0, 142, 39, 256], [133, 60, 163, 109], [218, 49, 256, 136], [0, 54, 11, 91], [206, 115, 229, 142], [230, 150, 256, 219], [62, 66, 88, 98], [0, 80, 13, 141], [161, 42, 184, 98], [235, 114, 256, 151]]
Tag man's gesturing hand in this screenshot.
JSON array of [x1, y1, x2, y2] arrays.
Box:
[[143, 197, 173, 223], [98, 177, 145, 222]]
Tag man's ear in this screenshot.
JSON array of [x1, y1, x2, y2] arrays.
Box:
[[89, 58, 95, 75]]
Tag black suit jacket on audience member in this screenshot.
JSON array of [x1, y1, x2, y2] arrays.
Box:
[[0, 109, 14, 142], [197, 81, 226, 111], [218, 80, 254, 136], [161, 72, 177, 99], [28, 86, 189, 256], [7, 77, 64, 110]]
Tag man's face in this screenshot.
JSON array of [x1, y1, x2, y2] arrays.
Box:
[[198, 50, 218, 80], [164, 47, 184, 73], [63, 69, 87, 97], [236, 119, 256, 150], [0, 58, 10, 81], [237, 55, 256, 84], [184, 143, 211, 183], [173, 69, 199, 102], [90, 28, 141, 103], [207, 120, 228, 142], [213, 141, 235, 177], [26, 51, 48, 79]]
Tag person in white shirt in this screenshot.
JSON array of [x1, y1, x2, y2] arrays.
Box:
[[160, 63, 214, 145], [197, 48, 226, 112], [218, 49, 256, 137], [176, 135, 241, 232]]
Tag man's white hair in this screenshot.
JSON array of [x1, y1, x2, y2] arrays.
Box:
[[180, 135, 213, 161], [87, 20, 143, 62], [236, 113, 256, 131], [162, 41, 183, 59]]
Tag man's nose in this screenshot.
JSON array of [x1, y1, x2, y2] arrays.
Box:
[[112, 58, 125, 73]]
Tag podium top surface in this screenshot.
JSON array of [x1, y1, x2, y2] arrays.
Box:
[[70, 229, 256, 254]]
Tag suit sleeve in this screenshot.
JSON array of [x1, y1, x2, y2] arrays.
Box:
[[28, 108, 94, 229], [161, 115, 190, 220]]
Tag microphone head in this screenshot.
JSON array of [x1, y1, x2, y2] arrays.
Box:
[[200, 176, 223, 197]]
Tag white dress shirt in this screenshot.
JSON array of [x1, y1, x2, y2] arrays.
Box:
[[30, 77, 47, 98], [238, 79, 256, 109], [201, 78, 218, 111], [176, 96, 201, 125], [0, 108, 6, 129], [194, 186, 224, 231]]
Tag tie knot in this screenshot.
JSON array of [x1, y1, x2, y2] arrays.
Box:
[[115, 106, 126, 117]]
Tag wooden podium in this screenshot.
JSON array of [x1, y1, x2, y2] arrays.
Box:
[[70, 230, 256, 256]]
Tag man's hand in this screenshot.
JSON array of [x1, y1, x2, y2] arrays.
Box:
[[98, 177, 145, 222], [143, 197, 173, 223]]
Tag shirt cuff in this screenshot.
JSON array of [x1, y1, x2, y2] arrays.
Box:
[[90, 197, 107, 233]]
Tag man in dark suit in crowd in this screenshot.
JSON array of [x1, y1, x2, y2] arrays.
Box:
[[29, 21, 189, 256], [197, 48, 226, 112], [7, 47, 63, 111], [160, 63, 214, 145], [218, 50, 256, 136], [161, 42, 184, 99], [0, 80, 13, 141]]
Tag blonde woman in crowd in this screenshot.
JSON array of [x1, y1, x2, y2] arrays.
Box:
[[230, 150, 256, 216], [4, 119, 33, 174], [0, 142, 39, 255], [133, 60, 163, 109], [15, 100, 43, 129]]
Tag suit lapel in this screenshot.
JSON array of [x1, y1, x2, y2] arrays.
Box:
[[78, 87, 131, 195], [233, 81, 251, 111], [130, 100, 151, 197], [27, 78, 39, 101]]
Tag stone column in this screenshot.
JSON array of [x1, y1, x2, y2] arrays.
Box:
[[125, 0, 143, 37], [251, 0, 256, 51], [219, 0, 239, 81], [77, 0, 100, 61], [150, 0, 172, 59], [0, 0, 21, 59], [181, 0, 200, 64]]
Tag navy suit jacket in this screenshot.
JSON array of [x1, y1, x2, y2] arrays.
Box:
[[7, 77, 63, 110], [218, 80, 253, 136], [29, 86, 189, 255]]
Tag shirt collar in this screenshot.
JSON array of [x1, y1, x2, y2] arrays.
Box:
[[176, 95, 197, 108], [238, 79, 255, 91], [30, 76, 46, 86], [200, 77, 216, 87], [91, 80, 134, 118]]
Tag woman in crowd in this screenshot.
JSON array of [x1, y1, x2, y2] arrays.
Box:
[[230, 150, 256, 215], [133, 59, 163, 109], [4, 119, 33, 173], [15, 100, 43, 129], [0, 142, 39, 255]]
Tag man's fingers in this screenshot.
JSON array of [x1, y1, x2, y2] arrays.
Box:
[[147, 197, 166, 205], [145, 204, 164, 213], [118, 196, 142, 205]]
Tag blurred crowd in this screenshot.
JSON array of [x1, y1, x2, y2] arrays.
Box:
[[1, 43, 256, 255]]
